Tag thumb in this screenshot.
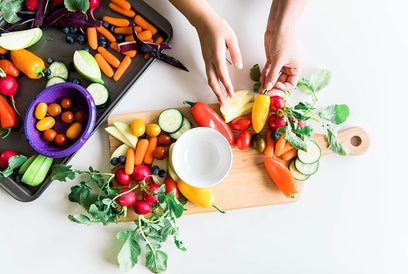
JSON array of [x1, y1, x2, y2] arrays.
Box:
[[226, 34, 243, 69]]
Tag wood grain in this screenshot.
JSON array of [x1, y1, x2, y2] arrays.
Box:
[[107, 104, 369, 220]]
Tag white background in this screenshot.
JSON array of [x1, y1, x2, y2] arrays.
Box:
[[0, 0, 405, 273]]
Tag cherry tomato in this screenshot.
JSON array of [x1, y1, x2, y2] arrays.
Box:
[[43, 129, 57, 142], [158, 134, 172, 146], [54, 133, 68, 146], [236, 130, 251, 150], [47, 103, 62, 117], [230, 116, 252, 131], [60, 97, 73, 109], [36, 117, 55, 131], [66, 122, 83, 140], [61, 111, 74, 124], [163, 177, 179, 198], [130, 118, 145, 137], [153, 146, 167, 160], [145, 123, 161, 137], [34, 102, 48, 120], [74, 110, 87, 123]]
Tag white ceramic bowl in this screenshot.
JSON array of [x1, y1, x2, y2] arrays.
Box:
[[171, 127, 233, 188]]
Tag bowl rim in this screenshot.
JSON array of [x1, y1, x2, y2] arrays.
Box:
[[24, 82, 97, 159], [171, 127, 233, 188]]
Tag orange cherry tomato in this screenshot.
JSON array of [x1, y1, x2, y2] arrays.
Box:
[[158, 134, 172, 146], [60, 97, 73, 109], [47, 103, 62, 117], [153, 146, 167, 160], [66, 122, 83, 140], [43, 129, 57, 142], [54, 133, 68, 146], [61, 111, 74, 124], [36, 117, 55, 131], [74, 110, 87, 122]]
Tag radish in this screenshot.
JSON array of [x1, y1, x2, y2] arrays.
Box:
[[89, 0, 100, 19], [0, 150, 18, 169], [115, 168, 131, 186], [143, 183, 160, 203], [0, 70, 19, 116], [116, 188, 137, 207], [26, 0, 39, 11], [268, 113, 287, 131], [298, 121, 307, 127], [132, 165, 151, 182], [133, 200, 152, 215], [270, 95, 285, 112]]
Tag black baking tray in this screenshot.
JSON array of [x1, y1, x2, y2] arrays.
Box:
[[0, 0, 173, 201]]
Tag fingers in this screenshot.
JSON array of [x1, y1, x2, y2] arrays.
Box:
[[206, 64, 227, 106], [260, 62, 271, 89], [226, 33, 243, 69], [261, 61, 281, 92]]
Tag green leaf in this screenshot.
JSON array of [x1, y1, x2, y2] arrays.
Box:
[[117, 229, 141, 272], [1, 0, 23, 24], [319, 104, 350, 124], [250, 64, 261, 82], [144, 218, 173, 243], [295, 126, 313, 138], [327, 128, 348, 156], [0, 155, 27, 177], [253, 82, 261, 92], [294, 102, 313, 112], [284, 130, 308, 151], [68, 181, 91, 204], [145, 243, 167, 273], [276, 126, 288, 135], [166, 192, 185, 218], [68, 214, 98, 225], [64, 0, 89, 12], [50, 165, 80, 182], [296, 77, 313, 93], [310, 69, 331, 92]]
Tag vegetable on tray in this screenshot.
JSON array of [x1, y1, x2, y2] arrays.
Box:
[[0, 95, 18, 138], [10, 49, 45, 79]]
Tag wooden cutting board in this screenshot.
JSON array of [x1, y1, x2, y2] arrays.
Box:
[[107, 104, 369, 220]]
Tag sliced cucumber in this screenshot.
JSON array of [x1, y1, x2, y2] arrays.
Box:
[[87, 83, 110, 108], [289, 160, 310, 181], [294, 158, 319, 176], [158, 108, 184, 133], [48, 61, 69, 80], [297, 140, 321, 164], [46, 76, 66, 87], [18, 154, 37, 175], [169, 116, 192, 139]]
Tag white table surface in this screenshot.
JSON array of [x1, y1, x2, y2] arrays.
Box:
[[0, 0, 405, 273]]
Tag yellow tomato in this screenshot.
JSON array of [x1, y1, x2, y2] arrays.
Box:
[[146, 123, 161, 137], [34, 102, 48, 120], [36, 117, 55, 131], [66, 122, 83, 140], [130, 118, 145, 137]]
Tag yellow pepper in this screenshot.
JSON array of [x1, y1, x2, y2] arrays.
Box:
[[252, 90, 270, 133], [177, 180, 225, 213]]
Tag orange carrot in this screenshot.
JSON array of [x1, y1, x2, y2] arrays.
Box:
[[134, 15, 157, 35], [136, 30, 152, 41], [276, 140, 292, 157], [0, 47, 9, 54], [124, 35, 134, 42], [102, 16, 130, 27], [110, 0, 131, 10], [264, 130, 275, 158], [113, 56, 132, 81], [96, 26, 116, 43], [109, 2, 135, 17], [274, 134, 286, 156], [87, 28, 98, 50], [125, 148, 135, 175], [143, 137, 157, 165], [113, 26, 142, 35], [123, 50, 137, 58], [147, 39, 153, 43], [134, 139, 149, 165], [281, 149, 297, 161], [110, 42, 120, 52], [97, 47, 120, 68], [144, 53, 150, 60], [155, 36, 163, 45], [94, 53, 114, 78]]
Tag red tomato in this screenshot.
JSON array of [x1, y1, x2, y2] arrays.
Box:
[[153, 146, 167, 160], [230, 116, 252, 131], [236, 130, 251, 150], [158, 134, 172, 146], [163, 177, 179, 198]]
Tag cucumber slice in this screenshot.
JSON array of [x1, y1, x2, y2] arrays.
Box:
[[18, 154, 37, 175], [169, 116, 192, 139], [87, 83, 110, 108], [46, 76, 66, 87], [294, 158, 319, 176], [289, 160, 310, 181], [297, 140, 321, 164], [158, 108, 184, 133], [48, 61, 69, 80]]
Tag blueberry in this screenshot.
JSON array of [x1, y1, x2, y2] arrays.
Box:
[[110, 157, 119, 166], [76, 34, 85, 45], [65, 35, 75, 45], [14, 174, 22, 183], [140, 133, 147, 139], [100, 40, 107, 48], [158, 169, 166, 178], [102, 21, 109, 28], [118, 155, 126, 165], [47, 57, 54, 64], [69, 27, 78, 34], [151, 166, 159, 175], [62, 26, 70, 34], [72, 78, 81, 85], [83, 47, 90, 52], [43, 68, 51, 77], [115, 34, 124, 43], [108, 25, 115, 33], [271, 131, 280, 141]]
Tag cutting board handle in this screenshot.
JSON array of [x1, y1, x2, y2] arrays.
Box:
[[313, 126, 370, 156]]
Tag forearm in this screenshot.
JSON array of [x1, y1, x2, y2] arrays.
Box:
[[168, 0, 215, 28], [267, 0, 307, 33]]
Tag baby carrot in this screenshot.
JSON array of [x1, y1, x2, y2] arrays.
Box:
[[110, 42, 120, 52], [113, 56, 132, 81], [109, 2, 135, 18], [0, 47, 9, 54], [144, 53, 150, 60], [102, 16, 130, 27], [125, 35, 134, 42], [155, 36, 164, 45], [281, 149, 297, 161], [113, 26, 142, 35], [143, 137, 157, 165], [94, 53, 114, 78], [139, 30, 153, 41], [97, 46, 120, 68], [125, 148, 135, 175], [110, 0, 131, 10], [123, 50, 137, 58], [96, 26, 116, 43], [134, 15, 157, 35], [87, 27, 98, 50], [134, 139, 149, 165], [274, 134, 286, 156], [264, 130, 275, 158], [276, 140, 292, 157]]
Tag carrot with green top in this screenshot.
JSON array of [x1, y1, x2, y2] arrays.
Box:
[[134, 138, 149, 165], [87, 28, 98, 50], [102, 16, 130, 27], [95, 53, 114, 78], [134, 15, 157, 35], [113, 56, 132, 81], [109, 2, 135, 17], [97, 47, 120, 68], [110, 0, 131, 10], [96, 26, 116, 43]]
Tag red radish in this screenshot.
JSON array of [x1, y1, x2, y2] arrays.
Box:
[[89, 0, 100, 19], [132, 165, 151, 181], [164, 177, 179, 198], [0, 150, 18, 169], [133, 200, 152, 215], [298, 121, 307, 127], [0, 72, 19, 116], [143, 183, 160, 203], [26, 0, 39, 11], [268, 114, 287, 131], [115, 168, 131, 186], [52, 0, 63, 6], [270, 95, 285, 112], [116, 188, 137, 207]]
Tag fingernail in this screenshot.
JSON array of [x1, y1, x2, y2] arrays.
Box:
[[235, 60, 243, 69]]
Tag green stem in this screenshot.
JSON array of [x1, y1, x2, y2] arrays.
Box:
[[212, 204, 226, 214], [1, 128, 12, 139], [139, 216, 156, 257], [112, 184, 139, 202], [183, 101, 196, 107]]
